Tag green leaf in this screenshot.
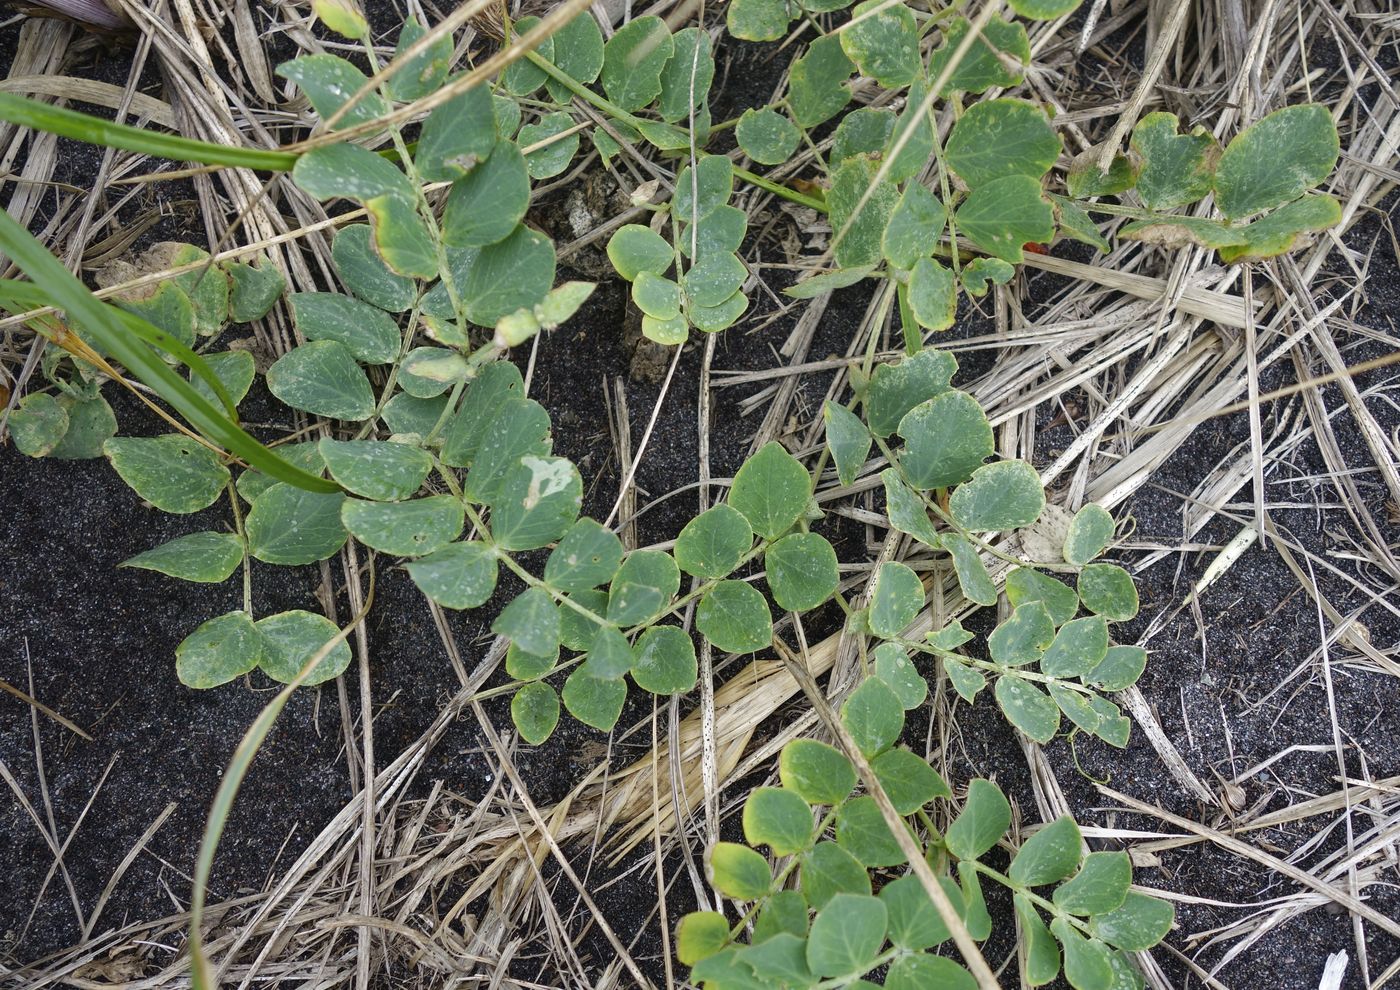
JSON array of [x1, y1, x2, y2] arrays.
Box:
[[116, 281, 194, 349], [881, 873, 964, 950], [806, 893, 886, 978], [1077, 563, 1138, 621], [1054, 851, 1132, 916], [442, 140, 530, 248], [780, 738, 856, 805], [505, 640, 557, 681], [765, 532, 839, 611], [834, 795, 901, 868], [577, 627, 629, 679], [674, 503, 754, 579], [175, 610, 263, 689], [492, 587, 560, 657], [840, 676, 904, 756], [868, 561, 923, 638], [943, 657, 986, 702], [989, 602, 1056, 666], [545, 12, 605, 101], [1007, 566, 1079, 625], [608, 549, 681, 625], [727, 0, 791, 40], [122, 531, 243, 583], [491, 455, 584, 551], [236, 442, 326, 503], [607, 224, 674, 282], [292, 143, 411, 204], [788, 35, 854, 128], [1051, 918, 1115, 990], [462, 225, 557, 327], [831, 107, 894, 165], [884, 79, 936, 183], [311, 0, 367, 39], [785, 265, 875, 299], [266, 340, 375, 421], [404, 541, 497, 609], [333, 224, 416, 313], [631, 625, 696, 694], [9, 392, 68, 456], [736, 932, 812, 986], [949, 460, 1045, 530], [929, 16, 1029, 94], [226, 258, 284, 323], [500, 16, 553, 96], [1007, 0, 1082, 18], [839, 0, 919, 87], [657, 27, 714, 122], [1015, 894, 1061, 986], [318, 439, 430, 501], [929, 619, 975, 651], [941, 534, 997, 607], [905, 258, 957, 332], [276, 55, 388, 128], [710, 841, 772, 900], [676, 911, 730, 967], [1053, 194, 1111, 252], [736, 107, 800, 165], [1088, 892, 1174, 951], [1066, 146, 1140, 199], [511, 682, 559, 744], [399, 347, 469, 398], [871, 643, 927, 710], [188, 351, 256, 410], [883, 184, 947, 270], [697, 580, 773, 653], [416, 85, 497, 183], [562, 666, 624, 728], [897, 390, 993, 489], [601, 16, 674, 112], [384, 16, 451, 102], [1214, 103, 1339, 220], [682, 252, 747, 309], [754, 890, 809, 943], [1064, 504, 1115, 565], [743, 787, 816, 855], [945, 778, 1011, 860], [828, 154, 899, 268], [1217, 194, 1343, 263], [520, 111, 580, 179], [557, 589, 608, 650], [881, 469, 940, 548], [1040, 615, 1109, 677], [256, 609, 351, 685], [1088, 645, 1147, 692], [633, 271, 682, 319], [887, 955, 976, 990], [1129, 111, 1220, 211], [956, 174, 1057, 263], [544, 518, 623, 592], [961, 257, 1015, 296], [946, 99, 1060, 189], [871, 747, 947, 814], [800, 842, 870, 908], [817, 403, 862, 492], [289, 292, 400, 369], [996, 675, 1061, 742], [1050, 682, 1101, 733], [1089, 698, 1130, 747], [103, 434, 229, 513], [729, 441, 811, 540], [441, 364, 527, 469], [643, 314, 686, 345], [462, 396, 552, 503], [674, 154, 733, 223], [341, 495, 463, 556], [864, 346, 957, 438], [1009, 816, 1083, 888], [682, 205, 747, 262]]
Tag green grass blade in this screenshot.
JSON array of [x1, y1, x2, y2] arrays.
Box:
[[0, 210, 338, 492], [0, 93, 298, 171]]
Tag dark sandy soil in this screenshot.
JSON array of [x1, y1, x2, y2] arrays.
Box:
[[2, 7, 1399, 990]]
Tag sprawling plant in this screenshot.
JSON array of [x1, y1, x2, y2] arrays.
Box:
[[0, 0, 1344, 981]]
